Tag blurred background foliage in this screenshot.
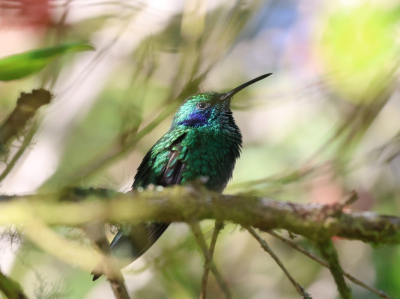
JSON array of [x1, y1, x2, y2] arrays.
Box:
[[0, 0, 399, 298]]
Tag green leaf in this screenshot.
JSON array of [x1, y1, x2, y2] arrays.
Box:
[[0, 42, 95, 81]]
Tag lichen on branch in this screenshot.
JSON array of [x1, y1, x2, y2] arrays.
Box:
[[0, 187, 399, 245]]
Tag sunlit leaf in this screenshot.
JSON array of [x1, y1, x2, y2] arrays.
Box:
[[0, 43, 95, 81]]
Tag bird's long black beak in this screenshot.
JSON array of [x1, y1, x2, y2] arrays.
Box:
[[220, 73, 272, 101]]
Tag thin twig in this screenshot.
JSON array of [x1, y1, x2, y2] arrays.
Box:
[[200, 221, 224, 299], [83, 224, 131, 299], [332, 191, 359, 215], [189, 221, 231, 299], [247, 227, 311, 299], [268, 231, 391, 299], [0, 123, 38, 183], [318, 239, 352, 299], [0, 269, 28, 299]]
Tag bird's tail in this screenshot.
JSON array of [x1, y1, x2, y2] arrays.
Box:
[[91, 269, 102, 281], [91, 222, 170, 281]]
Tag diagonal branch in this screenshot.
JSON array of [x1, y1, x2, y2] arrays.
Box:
[[189, 221, 231, 299], [0, 123, 38, 183], [0, 269, 28, 299], [318, 239, 352, 299], [247, 227, 311, 299], [268, 230, 391, 299]]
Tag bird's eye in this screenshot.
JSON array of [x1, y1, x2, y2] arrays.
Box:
[[197, 102, 208, 109]]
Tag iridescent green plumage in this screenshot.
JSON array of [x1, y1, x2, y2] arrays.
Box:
[[92, 74, 271, 280], [134, 91, 242, 192]]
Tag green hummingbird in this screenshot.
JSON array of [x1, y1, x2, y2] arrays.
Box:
[[92, 73, 272, 280]]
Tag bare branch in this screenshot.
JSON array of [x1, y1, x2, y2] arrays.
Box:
[[189, 221, 231, 299], [268, 230, 392, 299], [200, 221, 224, 299], [318, 239, 352, 299], [0, 269, 28, 299], [247, 227, 311, 299], [331, 191, 358, 214]]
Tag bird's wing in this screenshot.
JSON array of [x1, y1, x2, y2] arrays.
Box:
[[157, 142, 185, 186], [123, 139, 186, 256], [132, 131, 186, 188], [92, 135, 187, 281], [126, 141, 186, 257]]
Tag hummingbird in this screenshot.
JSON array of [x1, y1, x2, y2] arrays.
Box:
[[91, 73, 272, 280]]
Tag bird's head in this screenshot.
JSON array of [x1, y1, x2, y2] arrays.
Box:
[[172, 73, 272, 128]]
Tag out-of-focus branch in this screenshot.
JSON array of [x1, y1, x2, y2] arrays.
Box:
[[268, 230, 391, 299], [0, 123, 38, 183], [247, 227, 311, 298], [0, 269, 28, 299], [318, 239, 352, 299], [23, 218, 100, 272], [200, 221, 224, 299], [189, 221, 231, 299], [0, 89, 52, 154]]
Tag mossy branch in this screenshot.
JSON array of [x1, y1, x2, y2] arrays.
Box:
[[318, 239, 352, 299], [0, 187, 398, 298], [0, 187, 399, 246]]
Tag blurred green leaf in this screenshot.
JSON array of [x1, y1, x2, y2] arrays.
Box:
[[0, 43, 95, 81], [319, 4, 398, 102]]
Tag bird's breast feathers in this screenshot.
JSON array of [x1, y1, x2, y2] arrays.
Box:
[[134, 127, 241, 192]]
